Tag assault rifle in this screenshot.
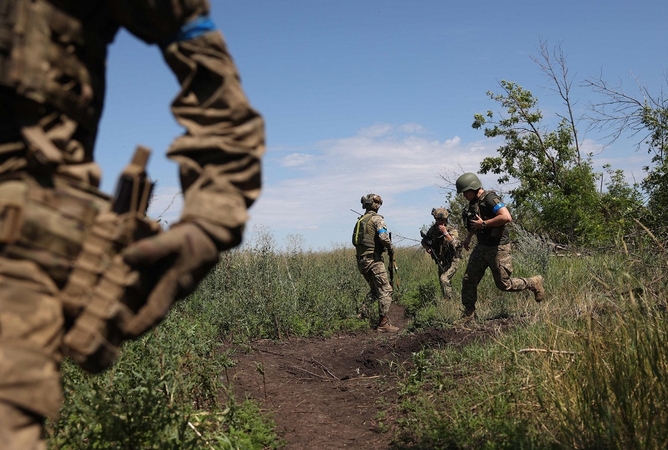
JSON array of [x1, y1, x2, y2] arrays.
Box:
[[420, 229, 447, 272], [388, 232, 399, 290]]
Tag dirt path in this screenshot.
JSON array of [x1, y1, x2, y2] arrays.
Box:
[[223, 305, 511, 449]]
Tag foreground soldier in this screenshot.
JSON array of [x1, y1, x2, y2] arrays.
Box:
[[420, 208, 461, 301], [456, 173, 544, 321], [352, 194, 399, 333], [0, 1, 264, 448]]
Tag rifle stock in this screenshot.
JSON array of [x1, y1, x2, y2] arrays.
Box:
[[420, 230, 447, 272]]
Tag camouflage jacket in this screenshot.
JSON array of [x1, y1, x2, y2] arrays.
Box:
[[0, 0, 264, 248]]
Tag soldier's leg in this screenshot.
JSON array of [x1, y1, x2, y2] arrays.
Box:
[[0, 258, 64, 450], [489, 244, 532, 292], [371, 261, 399, 332], [461, 246, 487, 314], [369, 260, 393, 317], [357, 257, 377, 318], [439, 261, 458, 300]]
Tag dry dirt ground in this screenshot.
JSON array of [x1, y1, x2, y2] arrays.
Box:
[[222, 305, 513, 449]]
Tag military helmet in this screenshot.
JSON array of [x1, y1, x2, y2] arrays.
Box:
[[431, 207, 449, 220], [455, 172, 482, 193], [361, 193, 383, 210]]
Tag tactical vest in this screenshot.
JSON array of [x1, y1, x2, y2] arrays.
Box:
[[0, 146, 161, 372], [427, 224, 459, 264], [0, 0, 115, 132], [352, 212, 382, 257], [462, 190, 508, 246]]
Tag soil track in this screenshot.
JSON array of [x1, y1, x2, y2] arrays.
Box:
[[223, 305, 513, 449]]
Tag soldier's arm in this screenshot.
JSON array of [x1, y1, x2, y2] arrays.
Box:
[[374, 216, 393, 252], [112, 1, 264, 250], [477, 193, 512, 230], [448, 226, 461, 249], [477, 206, 512, 230]]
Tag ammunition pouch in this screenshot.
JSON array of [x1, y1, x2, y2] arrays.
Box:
[[0, 148, 162, 373], [0, 173, 110, 285], [60, 209, 160, 373]]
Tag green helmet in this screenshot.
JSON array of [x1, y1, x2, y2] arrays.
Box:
[[431, 207, 449, 220], [361, 193, 383, 210], [455, 173, 482, 193]]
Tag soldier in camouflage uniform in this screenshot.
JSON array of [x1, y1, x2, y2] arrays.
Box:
[[352, 194, 399, 333], [455, 173, 544, 320], [421, 207, 461, 301], [0, 1, 264, 448]]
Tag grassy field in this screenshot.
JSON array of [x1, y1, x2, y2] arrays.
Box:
[[48, 225, 668, 449]]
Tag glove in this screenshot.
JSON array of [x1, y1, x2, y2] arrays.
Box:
[[119, 222, 220, 337]]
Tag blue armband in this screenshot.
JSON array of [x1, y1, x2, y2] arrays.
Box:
[[492, 202, 505, 214], [161, 15, 217, 48], [378, 227, 388, 235]]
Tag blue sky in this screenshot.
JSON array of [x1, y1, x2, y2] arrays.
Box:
[[95, 1, 668, 250]]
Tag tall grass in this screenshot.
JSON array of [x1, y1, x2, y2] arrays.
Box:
[[50, 225, 668, 449], [531, 232, 668, 449], [392, 227, 668, 449], [198, 226, 369, 340]]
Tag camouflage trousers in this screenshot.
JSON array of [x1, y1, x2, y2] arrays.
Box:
[[357, 255, 393, 316], [437, 257, 460, 300], [0, 256, 64, 450], [461, 243, 531, 311]]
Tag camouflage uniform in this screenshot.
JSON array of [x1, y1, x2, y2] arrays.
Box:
[[461, 191, 541, 313], [421, 222, 461, 300], [0, 1, 264, 448], [352, 211, 393, 318]]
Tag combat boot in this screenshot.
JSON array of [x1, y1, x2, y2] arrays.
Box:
[[377, 316, 399, 333], [453, 308, 476, 326], [528, 275, 545, 302]]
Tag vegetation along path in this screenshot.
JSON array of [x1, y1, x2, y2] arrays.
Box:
[[224, 305, 513, 449]]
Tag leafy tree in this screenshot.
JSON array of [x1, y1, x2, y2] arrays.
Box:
[[586, 75, 668, 236], [471, 42, 643, 246], [599, 164, 645, 242], [472, 79, 602, 244]]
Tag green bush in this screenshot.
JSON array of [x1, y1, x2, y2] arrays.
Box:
[[49, 292, 283, 449]]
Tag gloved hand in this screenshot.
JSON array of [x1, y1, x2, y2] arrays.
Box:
[[119, 222, 220, 337]]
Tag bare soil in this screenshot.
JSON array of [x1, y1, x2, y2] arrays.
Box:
[[222, 305, 513, 449]]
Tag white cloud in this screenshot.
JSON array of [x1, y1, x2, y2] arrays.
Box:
[[358, 123, 394, 138], [281, 153, 315, 168], [580, 138, 605, 156], [247, 123, 501, 248], [149, 122, 649, 250], [397, 123, 428, 134]]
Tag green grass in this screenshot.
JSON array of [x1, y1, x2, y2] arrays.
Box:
[[391, 228, 668, 449], [50, 225, 668, 449]]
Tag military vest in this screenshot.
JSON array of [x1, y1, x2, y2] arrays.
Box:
[[462, 190, 510, 246], [352, 211, 382, 257], [0, 0, 116, 132]]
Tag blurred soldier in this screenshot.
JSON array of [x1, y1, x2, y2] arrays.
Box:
[[455, 173, 544, 321], [0, 1, 264, 448], [420, 207, 461, 301], [352, 194, 399, 333]]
